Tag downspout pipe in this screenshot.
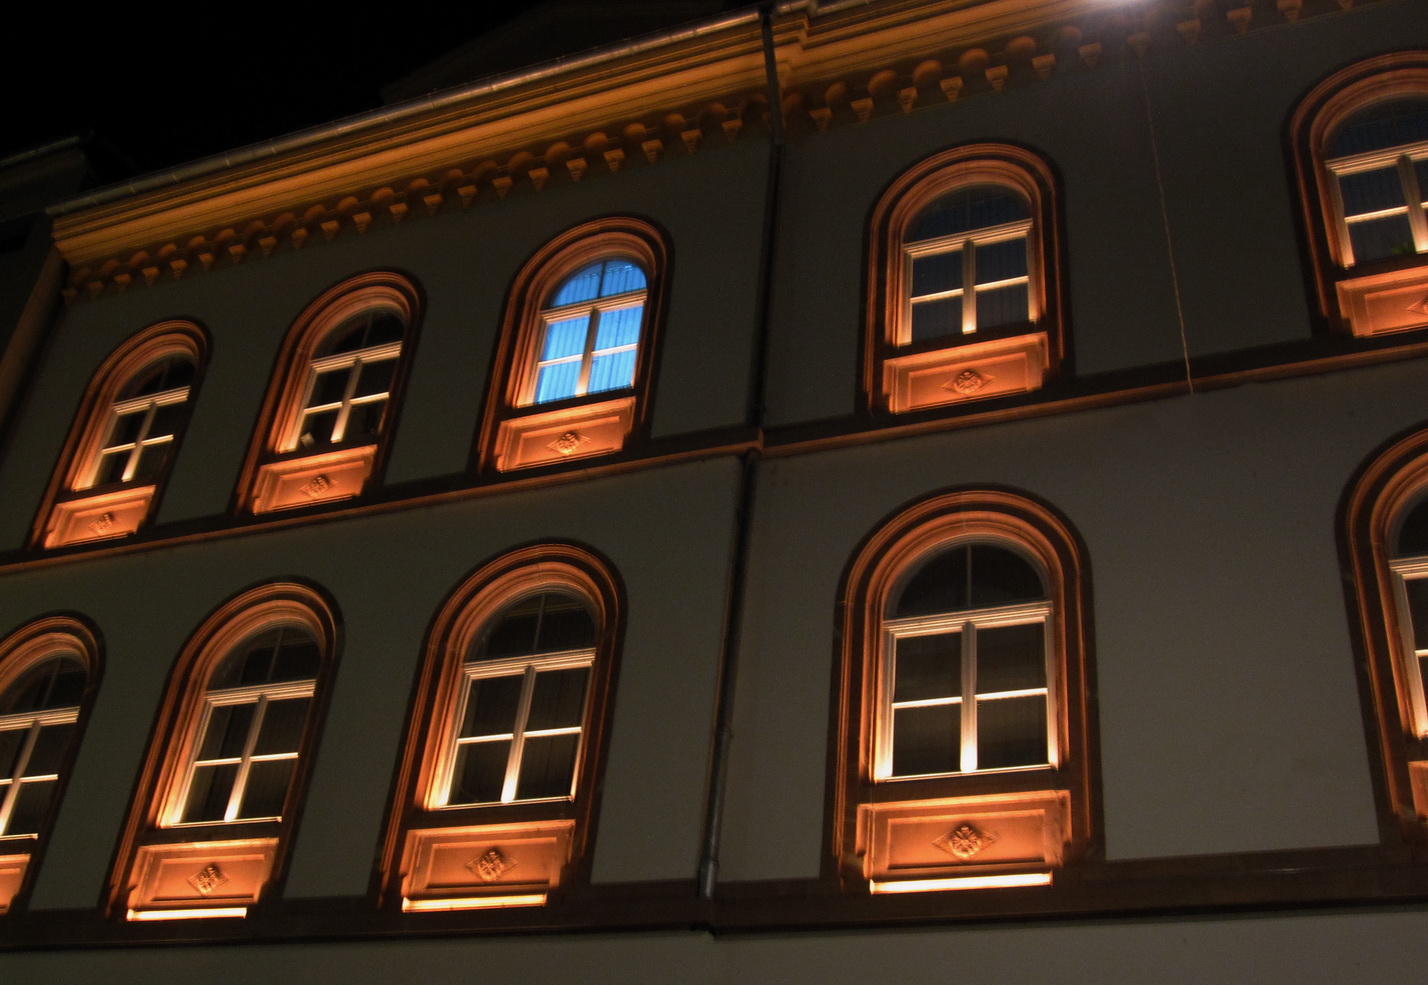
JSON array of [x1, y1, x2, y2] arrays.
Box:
[[697, 0, 786, 902]]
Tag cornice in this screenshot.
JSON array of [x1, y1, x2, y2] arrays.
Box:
[[53, 0, 1384, 302]]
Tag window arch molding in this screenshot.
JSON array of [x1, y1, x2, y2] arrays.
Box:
[[238, 270, 421, 513], [1343, 425, 1428, 843], [0, 614, 100, 913], [864, 143, 1064, 414], [34, 320, 207, 549], [108, 581, 339, 920], [1291, 51, 1428, 337], [480, 216, 669, 471], [833, 488, 1096, 894], [381, 543, 622, 911]]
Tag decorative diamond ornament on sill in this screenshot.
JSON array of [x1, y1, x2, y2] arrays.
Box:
[[468, 847, 516, 882], [934, 822, 996, 860], [188, 862, 229, 896]]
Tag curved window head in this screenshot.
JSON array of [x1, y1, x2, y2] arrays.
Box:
[[530, 260, 647, 405], [867, 145, 1062, 414], [1293, 53, 1428, 336], [484, 218, 667, 472], [243, 272, 419, 514], [36, 322, 206, 549]]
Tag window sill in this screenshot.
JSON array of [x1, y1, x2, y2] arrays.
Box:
[[249, 445, 376, 514], [399, 819, 575, 911], [42, 485, 155, 548], [1336, 264, 1428, 337], [0, 851, 29, 913], [124, 837, 278, 920], [858, 789, 1068, 893], [881, 332, 1049, 414], [491, 396, 636, 471]]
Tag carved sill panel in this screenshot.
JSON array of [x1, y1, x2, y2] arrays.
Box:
[[399, 820, 574, 911], [861, 790, 1067, 891], [1408, 761, 1428, 823], [1336, 266, 1428, 337], [43, 485, 156, 549], [492, 396, 635, 472], [249, 445, 376, 514], [882, 332, 1049, 414], [0, 852, 28, 913], [123, 838, 277, 919]]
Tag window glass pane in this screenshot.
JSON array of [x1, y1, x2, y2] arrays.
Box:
[[976, 623, 1046, 693], [149, 402, 188, 440], [1405, 577, 1428, 651], [354, 358, 396, 398], [598, 259, 647, 296], [893, 632, 960, 703], [588, 350, 636, 393], [550, 264, 604, 307], [1, 658, 85, 714], [892, 704, 959, 776], [911, 250, 961, 299], [593, 305, 642, 350], [23, 722, 75, 776], [541, 316, 589, 362], [108, 409, 146, 446], [182, 763, 237, 823], [974, 238, 1029, 283], [345, 398, 388, 442], [534, 362, 580, 404], [1338, 167, 1408, 217], [198, 703, 255, 760], [253, 697, 311, 756], [461, 676, 523, 738], [214, 629, 320, 688], [976, 283, 1030, 331], [1330, 100, 1428, 157], [526, 668, 589, 731], [1397, 498, 1428, 554], [309, 367, 350, 407], [1417, 159, 1428, 205], [320, 312, 405, 356], [133, 443, 172, 482], [299, 408, 340, 447], [0, 728, 23, 777], [476, 593, 594, 660], [968, 545, 1044, 607], [6, 779, 55, 836], [908, 187, 1028, 242], [909, 296, 962, 343], [893, 547, 970, 618], [451, 741, 509, 804], [365, 312, 406, 347], [976, 694, 1048, 769], [239, 759, 294, 819], [123, 357, 193, 398], [1348, 215, 1416, 263], [94, 450, 130, 486], [516, 733, 580, 800]]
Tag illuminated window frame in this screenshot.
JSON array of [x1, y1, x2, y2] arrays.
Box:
[[381, 544, 620, 912], [480, 218, 668, 472], [238, 271, 419, 514], [108, 583, 337, 921], [865, 145, 1063, 415], [834, 490, 1095, 894], [33, 321, 205, 549], [0, 616, 99, 913], [1292, 51, 1428, 337]]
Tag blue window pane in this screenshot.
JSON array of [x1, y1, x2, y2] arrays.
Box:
[[599, 259, 646, 296], [540, 316, 589, 360], [1339, 168, 1408, 216], [550, 263, 604, 307], [594, 305, 643, 349], [1329, 100, 1428, 157], [910, 296, 962, 342], [1349, 215, 1416, 263], [908, 187, 1028, 242], [977, 283, 1030, 330], [911, 251, 961, 299], [535, 362, 580, 403], [588, 351, 636, 393], [974, 238, 1028, 284]]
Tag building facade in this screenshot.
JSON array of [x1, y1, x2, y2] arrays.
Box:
[[2, 0, 1428, 979]]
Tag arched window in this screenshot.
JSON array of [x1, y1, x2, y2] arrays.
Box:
[[866, 145, 1063, 414], [110, 583, 336, 921], [835, 491, 1095, 894], [0, 617, 99, 912], [240, 272, 419, 514], [1292, 52, 1428, 336], [482, 218, 667, 471], [382, 545, 620, 911], [35, 322, 204, 548]]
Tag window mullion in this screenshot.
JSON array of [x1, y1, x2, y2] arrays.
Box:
[[0, 720, 41, 834], [224, 695, 268, 822], [960, 239, 977, 335], [960, 621, 977, 773], [1400, 153, 1428, 253], [330, 358, 363, 445], [120, 402, 159, 483], [501, 667, 538, 803], [575, 309, 600, 397]]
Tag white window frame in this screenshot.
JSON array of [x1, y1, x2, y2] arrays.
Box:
[[440, 649, 593, 808], [167, 677, 315, 827], [0, 704, 79, 839], [1390, 555, 1428, 738], [903, 216, 1034, 343], [283, 339, 402, 452], [1326, 138, 1428, 266], [525, 289, 646, 406], [81, 383, 191, 489], [875, 598, 1056, 782]]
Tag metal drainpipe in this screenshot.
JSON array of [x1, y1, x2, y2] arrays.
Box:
[[697, 1, 786, 902]]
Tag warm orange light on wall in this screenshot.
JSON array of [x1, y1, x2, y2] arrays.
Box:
[[870, 871, 1052, 893], [401, 893, 547, 912], [126, 906, 248, 921]]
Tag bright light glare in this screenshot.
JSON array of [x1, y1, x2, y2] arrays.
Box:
[[402, 893, 547, 912], [869, 871, 1052, 894]]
